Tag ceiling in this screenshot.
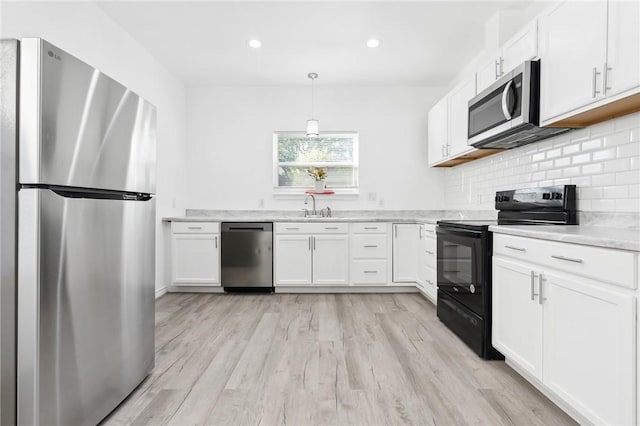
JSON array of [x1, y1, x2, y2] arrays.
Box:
[[96, 1, 533, 87]]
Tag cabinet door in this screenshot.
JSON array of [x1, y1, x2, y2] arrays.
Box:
[[605, 0, 640, 97], [392, 224, 419, 283], [447, 77, 476, 156], [543, 272, 635, 426], [501, 21, 538, 75], [476, 55, 500, 93], [313, 235, 349, 285], [427, 97, 448, 165], [492, 257, 543, 379], [275, 234, 312, 285], [172, 234, 220, 285], [539, 1, 607, 122]]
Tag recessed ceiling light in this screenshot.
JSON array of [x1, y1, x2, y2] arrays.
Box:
[[367, 39, 380, 48], [248, 39, 262, 49]]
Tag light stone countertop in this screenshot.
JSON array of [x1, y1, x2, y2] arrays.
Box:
[[489, 225, 640, 252]]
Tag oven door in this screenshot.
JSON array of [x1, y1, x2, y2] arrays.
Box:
[[468, 61, 536, 147], [436, 226, 485, 315]]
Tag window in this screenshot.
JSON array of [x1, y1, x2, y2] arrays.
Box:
[[273, 132, 359, 193]]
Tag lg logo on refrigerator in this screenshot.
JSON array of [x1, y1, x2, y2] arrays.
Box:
[[47, 50, 61, 61]]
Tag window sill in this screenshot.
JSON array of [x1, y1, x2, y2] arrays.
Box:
[[272, 188, 359, 198]]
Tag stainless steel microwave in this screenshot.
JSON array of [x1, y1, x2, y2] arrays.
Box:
[[468, 60, 569, 149]]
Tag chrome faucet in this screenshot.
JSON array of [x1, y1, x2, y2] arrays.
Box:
[[304, 194, 316, 216]]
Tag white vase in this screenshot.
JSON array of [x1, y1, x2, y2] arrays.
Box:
[[314, 181, 326, 192]]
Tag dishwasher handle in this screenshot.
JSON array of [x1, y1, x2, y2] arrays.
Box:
[[221, 222, 273, 232]]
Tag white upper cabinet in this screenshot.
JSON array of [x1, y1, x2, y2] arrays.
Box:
[[539, 0, 639, 125], [539, 1, 608, 122], [605, 0, 640, 98], [427, 97, 448, 166], [477, 22, 538, 93], [447, 76, 477, 156]]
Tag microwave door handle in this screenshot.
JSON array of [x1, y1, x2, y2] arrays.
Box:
[[501, 80, 513, 120]]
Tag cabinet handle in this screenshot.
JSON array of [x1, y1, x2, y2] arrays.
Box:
[[215, 236, 218, 249], [505, 245, 525, 252], [495, 59, 500, 79], [286, 227, 300, 230], [364, 245, 378, 248], [530, 271, 537, 301], [551, 254, 583, 264], [313, 236, 316, 251], [394, 226, 397, 239], [364, 227, 378, 230], [603, 62, 612, 95], [426, 279, 433, 285], [539, 274, 544, 305], [187, 226, 202, 230], [419, 226, 422, 239], [364, 270, 378, 274], [592, 67, 602, 98], [308, 236, 311, 251], [425, 250, 434, 255], [324, 227, 339, 230]]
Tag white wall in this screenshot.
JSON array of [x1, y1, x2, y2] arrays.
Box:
[[1, 2, 189, 292], [186, 86, 446, 211], [444, 112, 640, 213]]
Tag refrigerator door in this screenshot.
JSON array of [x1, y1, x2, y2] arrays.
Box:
[[0, 39, 18, 426], [18, 188, 155, 426], [19, 39, 156, 194]]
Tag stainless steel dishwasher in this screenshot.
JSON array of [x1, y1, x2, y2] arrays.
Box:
[[221, 222, 273, 292]]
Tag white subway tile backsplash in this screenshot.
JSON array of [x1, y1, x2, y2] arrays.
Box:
[[444, 112, 640, 214]]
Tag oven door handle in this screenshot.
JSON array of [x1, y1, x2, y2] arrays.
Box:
[[436, 227, 483, 238], [501, 80, 513, 120]]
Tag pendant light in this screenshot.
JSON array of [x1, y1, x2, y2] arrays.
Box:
[[306, 72, 319, 137]]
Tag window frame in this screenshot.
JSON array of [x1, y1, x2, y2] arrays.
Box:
[[272, 131, 360, 195]]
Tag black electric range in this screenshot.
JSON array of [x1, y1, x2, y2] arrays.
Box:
[[435, 185, 577, 360]]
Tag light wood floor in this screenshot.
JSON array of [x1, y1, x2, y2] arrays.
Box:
[[102, 293, 576, 426]]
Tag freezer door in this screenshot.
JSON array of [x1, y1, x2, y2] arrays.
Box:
[[19, 39, 156, 194], [17, 188, 155, 426], [0, 38, 18, 426]]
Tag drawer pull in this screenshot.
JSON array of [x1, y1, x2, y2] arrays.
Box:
[[325, 227, 339, 230], [505, 245, 526, 252], [364, 226, 379, 230], [364, 270, 378, 274], [364, 245, 378, 248], [551, 255, 583, 264], [187, 226, 202, 230], [425, 250, 434, 255], [285, 227, 300, 230], [426, 279, 433, 285]]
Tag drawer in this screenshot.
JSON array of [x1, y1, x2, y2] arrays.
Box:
[[420, 237, 437, 269], [172, 221, 219, 234], [275, 222, 348, 234], [351, 235, 388, 259], [351, 222, 388, 234], [351, 260, 388, 284], [494, 234, 637, 289], [420, 223, 437, 239]]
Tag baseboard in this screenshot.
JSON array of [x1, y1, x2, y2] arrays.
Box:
[[274, 286, 418, 294], [155, 287, 167, 299], [168, 286, 225, 293]]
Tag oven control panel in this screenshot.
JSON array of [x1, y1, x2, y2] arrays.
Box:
[[495, 185, 576, 211]]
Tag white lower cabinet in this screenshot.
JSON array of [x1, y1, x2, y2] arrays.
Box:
[[171, 222, 220, 286], [543, 271, 635, 426], [313, 234, 349, 285], [492, 257, 543, 379], [392, 224, 419, 283], [275, 223, 348, 286], [274, 234, 313, 285], [417, 224, 437, 303], [350, 222, 391, 285], [492, 234, 637, 425]]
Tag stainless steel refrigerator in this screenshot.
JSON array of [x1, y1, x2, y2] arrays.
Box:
[[0, 38, 156, 426]]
